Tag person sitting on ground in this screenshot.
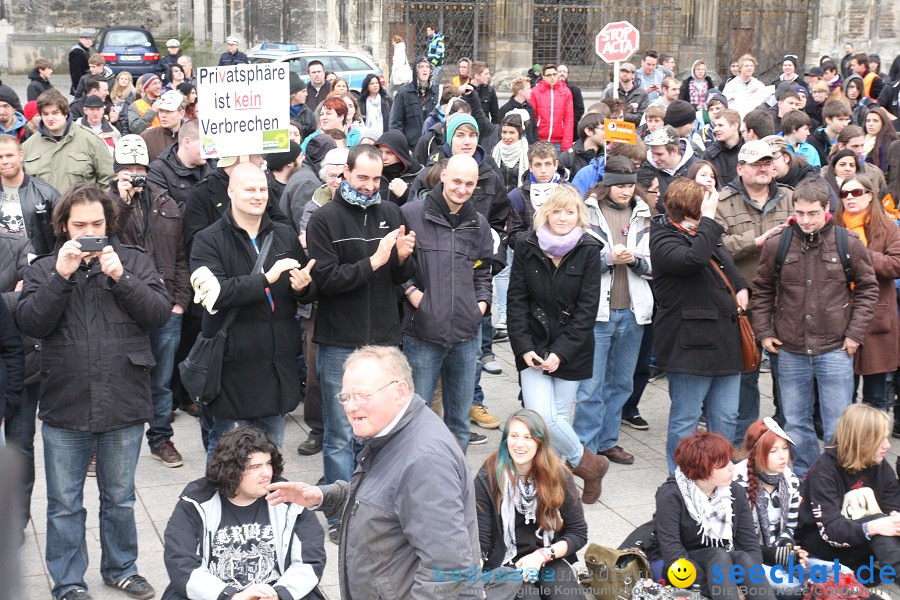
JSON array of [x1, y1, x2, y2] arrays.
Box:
[[795, 404, 900, 575], [733, 418, 810, 595], [163, 426, 326, 600], [646, 431, 775, 600], [474, 410, 589, 598]]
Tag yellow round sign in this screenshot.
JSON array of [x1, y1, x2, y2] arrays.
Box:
[[667, 558, 697, 588]]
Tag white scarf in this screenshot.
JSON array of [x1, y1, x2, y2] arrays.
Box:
[[500, 471, 555, 566], [674, 467, 734, 549], [492, 139, 529, 188]]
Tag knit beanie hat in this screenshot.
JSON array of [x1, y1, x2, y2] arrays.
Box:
[[446, 113, 479, 141], [140, 74, 160, 94], [0, 85, 21, 112], [664, 100, 696, 128]]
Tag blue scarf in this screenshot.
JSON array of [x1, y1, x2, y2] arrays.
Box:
[[340, 179, 381, 208]]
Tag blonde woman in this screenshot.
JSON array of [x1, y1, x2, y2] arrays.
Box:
[[109, 71, 135, 134], [796, 404, 900, 572], [507, 183, 609, 504], [390, 35, 412, 89]]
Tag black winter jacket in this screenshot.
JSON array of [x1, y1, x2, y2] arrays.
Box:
[[376, 129, 422, 206], [189, 211, 314, 420], [18, 236, 171, 431], [0, 298, 23, 420], [147, 142, 213, 211], [390, 80, 438, 149], [0, 233, 40, 389], [498, 98, 538, 144], [702, 139, 744, 185], [474, 464, 588, 570], [26, 69, 53, 102], [649, 215, 748, 376], [306, 190, 416, 348], [401, 190, 493, 347], [412, 121, 445, 169], [475, 83, 500, 123], [16, 173, 59, 256], [507, 230, 602, 380]]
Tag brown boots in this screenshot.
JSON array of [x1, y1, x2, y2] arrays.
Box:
[[570, 446, 610, 504]]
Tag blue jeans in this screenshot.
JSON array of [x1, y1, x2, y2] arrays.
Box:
[[778, 349, 853, 477], [521, 367, 583, 465], [147, 311, 181, 450], [473, 315, 493, 406], [403, 333, 478, 452], [665, 373, 740, 473], [318, 344, 356, 487], [206, 415, 285, 463], [494, 247, 513, 321], [43, 422, 144, 599], [574, 310, 644, 452], [5, 382, 41, 530]]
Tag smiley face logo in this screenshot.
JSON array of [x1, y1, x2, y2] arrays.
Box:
[[668, 558, 696, 588]]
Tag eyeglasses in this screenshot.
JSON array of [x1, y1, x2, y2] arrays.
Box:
[[794, 210, 823, 219], [336, 380, 398, 406], [840, 188, 869, 198]]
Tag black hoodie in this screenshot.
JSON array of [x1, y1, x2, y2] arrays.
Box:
[[26, 68, 53, 102], [375, 129, 422, 206]]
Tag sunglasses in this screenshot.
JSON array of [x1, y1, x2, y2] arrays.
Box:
[[840, 188, 869, 198]]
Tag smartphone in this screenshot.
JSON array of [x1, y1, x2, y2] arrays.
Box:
[[78, 236, 109, 252]]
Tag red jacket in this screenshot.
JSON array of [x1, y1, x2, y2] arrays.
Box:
[[530, 79, 574, 151]]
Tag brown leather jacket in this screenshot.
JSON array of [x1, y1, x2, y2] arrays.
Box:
[[750, 220, 878, 355], [112, 182, 190, 310]]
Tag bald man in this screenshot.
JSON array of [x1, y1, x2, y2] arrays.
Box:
[[400, 154, 493, 452], [189, 162, 317, 459]]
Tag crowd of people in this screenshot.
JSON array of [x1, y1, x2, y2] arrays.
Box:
[[1, 28, 900, 600]]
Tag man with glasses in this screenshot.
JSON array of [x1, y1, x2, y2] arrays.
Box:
[[750, 178, 877, 477], [531, 64, 575, 151], [601, 62, 648, 126], [715, 140, 794, 445], [266, 345, 482, 600]]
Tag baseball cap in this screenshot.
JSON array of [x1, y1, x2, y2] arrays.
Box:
[[644, 126, 679, 146], [762, 135, 788, 155], [321, 147, 349, 167], [166, 39, 181, 48], [619, 62, 637, 73], [226, 36, 240, 45], [738, 140, 775, 164], [78, 30, 93, 38], [157, 90, 185, 112]]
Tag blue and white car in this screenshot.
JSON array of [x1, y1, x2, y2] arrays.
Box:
[[248, 43, 384, 94]]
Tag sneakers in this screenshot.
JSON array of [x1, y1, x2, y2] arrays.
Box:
[[61, 588, 91, 600], [482, 360, 503, 375], [104, 574, 155, 599], [297, 437, 323, 456], [494, 318, 507, 331], [599, 445, 635, 465], [648, 366, 665, 382], [492, 329, 509, 342], [470, 404, 501, 430], [150, 440, 183, 468], [87, 449, 97, 477], [328, 523, 341, 545], [469, 431, 488, 445], [621, 415, 650, 430], [759, 356, 771, 373]]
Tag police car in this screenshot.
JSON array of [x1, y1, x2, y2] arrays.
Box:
[[248, 43, 384, 94]]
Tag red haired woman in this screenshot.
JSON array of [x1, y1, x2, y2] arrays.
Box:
[[647, 432, 774, 600]]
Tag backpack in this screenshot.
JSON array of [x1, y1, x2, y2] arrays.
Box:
[[774, 225, 853, 290], [802, 572, 870, 600], [582, 543, 652, 600]]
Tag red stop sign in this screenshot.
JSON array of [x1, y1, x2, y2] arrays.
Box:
[[595, 21, 640, 64]]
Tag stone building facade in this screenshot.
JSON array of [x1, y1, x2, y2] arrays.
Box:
[[0, 0, 897, 87]]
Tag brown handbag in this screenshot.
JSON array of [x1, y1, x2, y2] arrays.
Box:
[[709, 258, 761, 373]]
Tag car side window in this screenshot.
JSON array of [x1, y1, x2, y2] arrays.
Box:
[[288, 57, 309, 76], [337, 56, 371, 71]]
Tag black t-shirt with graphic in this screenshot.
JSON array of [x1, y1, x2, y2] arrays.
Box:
[[209, 496, 278, 589]]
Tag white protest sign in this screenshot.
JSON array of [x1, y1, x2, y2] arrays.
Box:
[[196, 63, 290, 158]]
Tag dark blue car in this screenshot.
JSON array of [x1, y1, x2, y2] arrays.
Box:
[[94, 27, 161, 78]]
